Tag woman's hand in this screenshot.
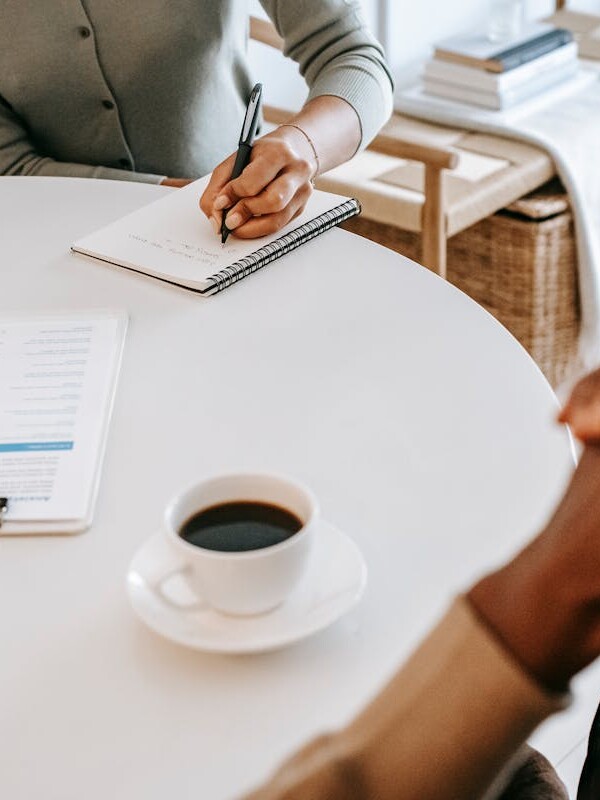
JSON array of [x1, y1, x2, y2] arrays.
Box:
[[558, 367, 600, 443], [199, 126, 316, 239]]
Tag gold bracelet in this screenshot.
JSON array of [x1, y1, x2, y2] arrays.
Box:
[[279, 123, 320, 179]]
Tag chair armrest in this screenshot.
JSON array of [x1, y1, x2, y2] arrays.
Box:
[[370, 128, 459, 171], [264, 108, 459, 172], [250, 16, 284, 50], [262, 105, 293, 126]]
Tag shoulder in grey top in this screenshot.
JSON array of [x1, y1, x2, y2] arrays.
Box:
[[0, 0, 393, 183]]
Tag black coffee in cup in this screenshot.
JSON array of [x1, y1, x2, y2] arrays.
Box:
[[179, 501, 303, 552]]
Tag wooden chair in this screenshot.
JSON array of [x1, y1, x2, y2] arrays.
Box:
[[252, 10, 580, 388], [249, 16, 458, 277], [250, 5, 568, 278]]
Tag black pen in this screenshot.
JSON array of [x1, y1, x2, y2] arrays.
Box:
[[221, 82, 263, 245]]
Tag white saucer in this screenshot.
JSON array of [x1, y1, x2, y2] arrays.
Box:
[[126, 520, 367, 654]]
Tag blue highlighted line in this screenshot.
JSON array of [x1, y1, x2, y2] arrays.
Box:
[[0, 441, 74, 453]]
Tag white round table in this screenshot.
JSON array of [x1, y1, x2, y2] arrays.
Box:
[[0, 177, 584, 799]]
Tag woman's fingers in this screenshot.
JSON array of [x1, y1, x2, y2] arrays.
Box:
[[198, 153, 237, 219], [559, 401, 600, 443], [232, 181, 313, 239], [216, 137, 312, 211], [558, 368, 600, 442], [222, 171, 305, 232], [198, 131, 315, 239], [216, 139, 293, 208]]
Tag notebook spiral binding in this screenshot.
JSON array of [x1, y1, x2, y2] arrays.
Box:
[[204, 199, 361, 295]]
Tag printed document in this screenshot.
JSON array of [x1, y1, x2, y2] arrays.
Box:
[[0, 311, 126, 532]]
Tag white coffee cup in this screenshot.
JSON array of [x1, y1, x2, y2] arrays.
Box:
[[151, 473, 317, 616]]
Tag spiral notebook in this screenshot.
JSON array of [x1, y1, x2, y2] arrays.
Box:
[[72, 176, 360, 295]]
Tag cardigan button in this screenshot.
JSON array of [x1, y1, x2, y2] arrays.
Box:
[[102, 99, 115, 110], [78, 26, 91, 38], [118, 158, 131, 169]]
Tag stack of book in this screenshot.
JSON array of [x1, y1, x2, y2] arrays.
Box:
[[423, 23, 578, 110]]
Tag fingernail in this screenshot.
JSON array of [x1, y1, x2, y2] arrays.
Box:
[[225, 212, 242, 229], [214, 195, 229, 211]]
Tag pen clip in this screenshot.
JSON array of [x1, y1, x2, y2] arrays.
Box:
[[240, 83, 263, 145], [0, 497, 8, 529]]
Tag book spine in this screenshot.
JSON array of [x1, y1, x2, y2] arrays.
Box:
[[496, 29, 573, 72], [425, 41, 577, 91], [203, 199, 361, 295], [434, 28, 573, 73]]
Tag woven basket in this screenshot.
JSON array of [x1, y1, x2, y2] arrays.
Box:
[[343, 182, 580, 387]]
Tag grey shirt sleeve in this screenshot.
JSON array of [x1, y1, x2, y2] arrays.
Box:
[[259, 0, 394, 148], [0, 96, 164, 183]]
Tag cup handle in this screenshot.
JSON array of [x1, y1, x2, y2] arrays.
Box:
[[146, 539, 207, 612]]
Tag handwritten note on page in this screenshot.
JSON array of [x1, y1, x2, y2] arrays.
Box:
[[71, 175, 351, 290]]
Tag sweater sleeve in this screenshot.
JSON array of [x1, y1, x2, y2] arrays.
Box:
[[258, 0, 394, 148], [0, 96, 164, 183], [238, 597, 568, 800]]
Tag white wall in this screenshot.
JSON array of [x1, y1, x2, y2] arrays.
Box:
[[249, 0, 600, 107], [385, 0, 600, 83]]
